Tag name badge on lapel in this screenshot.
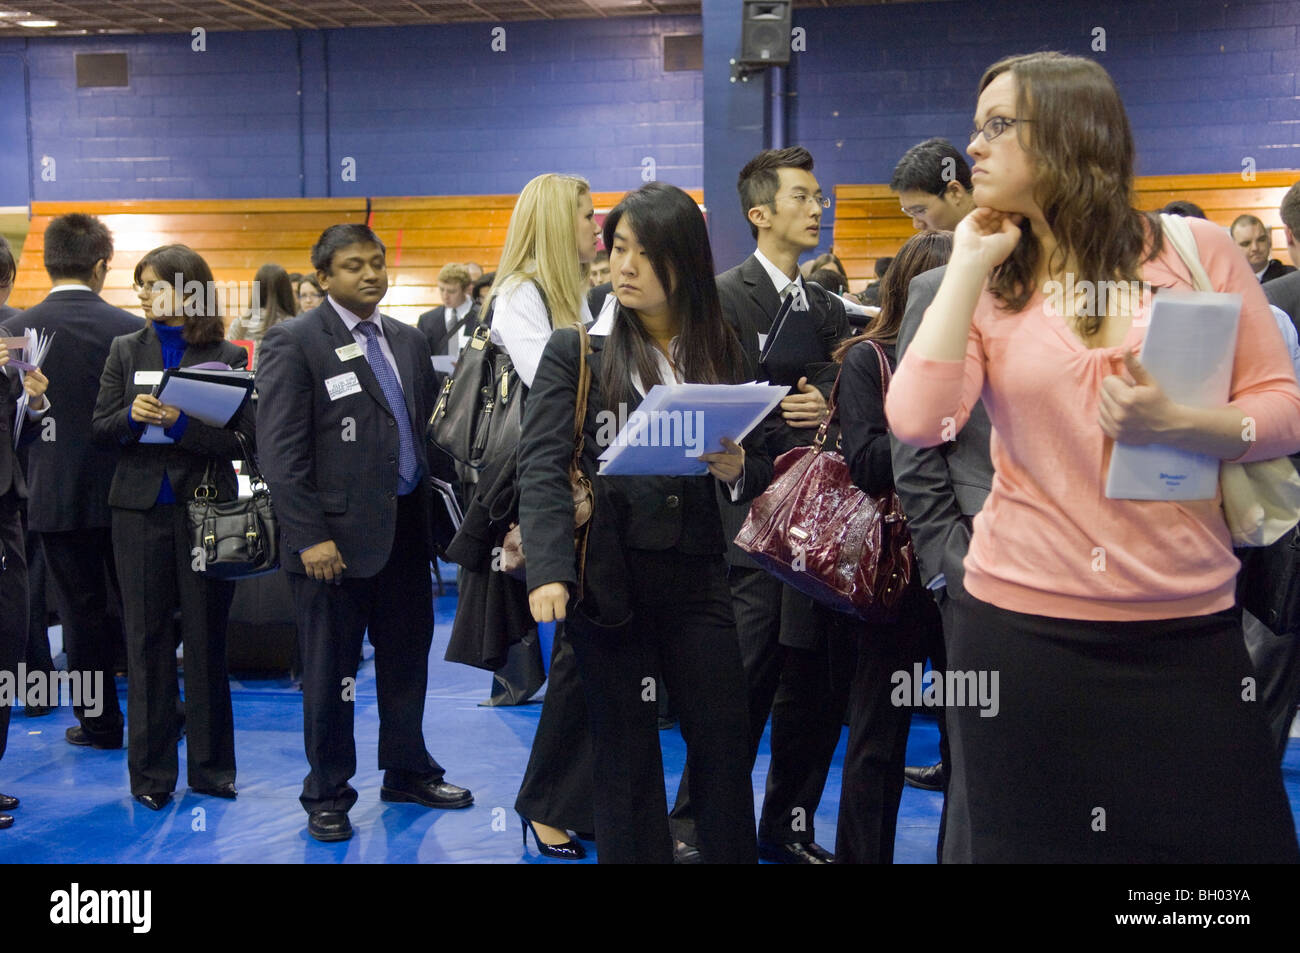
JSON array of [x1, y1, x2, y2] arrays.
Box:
[[325, 371, 362, 401], [134, 371, 164, 387], [335, 343, 364, 362]]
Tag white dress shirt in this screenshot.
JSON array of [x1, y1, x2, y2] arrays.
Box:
[[329, 296, 403, 394], [489, 278, 592, 388]]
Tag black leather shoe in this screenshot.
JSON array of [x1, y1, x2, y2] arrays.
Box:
[[759, 840, 835, 864], [0, 813, 11, 829], [65, 725, 123, 750], [0, 793, 16, 811], [22, 704, 53, 718], [903, 762, 946, 791], [191, 782, 236, 799], [380, 778, 473, 809], [520, 815, 586, 860], [673, 839, 703, 864], [308, 810, 353, 842], [135, 792, 172, 811]]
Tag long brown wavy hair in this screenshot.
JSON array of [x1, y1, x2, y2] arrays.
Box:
[[833, 230, 953, 360], [980, 52, 1161, 332]]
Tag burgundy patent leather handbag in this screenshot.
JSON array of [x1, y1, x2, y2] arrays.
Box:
[[734, 340, 914, 621]]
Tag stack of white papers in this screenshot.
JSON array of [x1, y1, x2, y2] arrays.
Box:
[[596, 382, 789, 476], [140, 367, 254, 444], [11, 327, 55, 448], [1105, 290, 1241, 501]]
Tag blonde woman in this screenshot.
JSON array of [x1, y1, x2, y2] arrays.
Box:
[[445, 173, 601, 859]]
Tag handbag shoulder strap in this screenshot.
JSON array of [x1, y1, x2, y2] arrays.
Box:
[[1159, 213, 1214, 292], [821, 338, 893, 443], [572, 323, 592, 466]]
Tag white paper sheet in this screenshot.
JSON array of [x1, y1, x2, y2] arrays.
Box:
[[1105, 290, 1241, 501]]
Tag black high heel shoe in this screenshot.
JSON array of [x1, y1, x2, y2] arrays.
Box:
[[520, 814, 586, 860]]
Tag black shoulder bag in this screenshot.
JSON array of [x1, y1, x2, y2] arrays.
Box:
[[187, 432, 280, 579]]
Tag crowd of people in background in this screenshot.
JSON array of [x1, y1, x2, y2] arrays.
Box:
[[0, 48, 1297, 864]]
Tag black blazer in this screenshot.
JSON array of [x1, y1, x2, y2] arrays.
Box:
[[91, 325, 253, 511], [714, 253, 850, 568], [888, 266, 994, 593], [1260, 259, 1297, 284], [838, 340, 897, 499], [255, 301, 437, 578], [417, 301, 480, 358], [518, 324, 772, 605], [0, 289, 144, 530], [587, 282, 612, 321]]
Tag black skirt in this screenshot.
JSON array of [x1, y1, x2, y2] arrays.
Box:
[[943, 593, 1299, 863]]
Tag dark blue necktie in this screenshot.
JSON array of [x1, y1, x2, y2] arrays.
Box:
[[355, 321, 420, 493]]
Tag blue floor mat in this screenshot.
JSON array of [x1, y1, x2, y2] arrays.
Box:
[[1, 587, 1296, 863]]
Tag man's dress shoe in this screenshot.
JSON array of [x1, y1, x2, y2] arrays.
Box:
[[759, 841, 835, 864], [380, 778, 473, 809], [0, 813, 11, 830], [65, 725, 123, 750], [135, 792, 172, 811], [673, 840, 703, 864], [0, 793, 17, 811], [308, 810, 353, 842], [903, 762, 946, 791]]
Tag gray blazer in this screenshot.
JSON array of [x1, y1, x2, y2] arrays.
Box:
[[888, 265, 994, 594]]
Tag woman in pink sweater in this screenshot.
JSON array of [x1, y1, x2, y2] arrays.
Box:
[[886, 51, 1300, 863]]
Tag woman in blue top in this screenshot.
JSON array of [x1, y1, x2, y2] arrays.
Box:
[[92, 244, 255, 811]]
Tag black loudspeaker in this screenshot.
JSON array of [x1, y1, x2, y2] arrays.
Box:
[[739, 0, 791, 67]]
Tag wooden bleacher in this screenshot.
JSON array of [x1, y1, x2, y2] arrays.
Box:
[[9, 190, 704, 327], [832, 171, 1300, 291]]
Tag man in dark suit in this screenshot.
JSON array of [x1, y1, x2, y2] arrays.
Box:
[[416, 262, 478, 359], [889, 266, 993, 848], [0, 333, 51, 830], [669, 147, 849, 864], [0, 214, 142, 750], [257, 224, 471, 843], [1232, 213, 1296, 283]]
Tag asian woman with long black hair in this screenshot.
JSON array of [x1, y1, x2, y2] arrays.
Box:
[[518, 182, 770, 863]]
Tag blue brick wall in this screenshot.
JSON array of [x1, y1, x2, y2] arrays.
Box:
[[0, 16, 703, 202], [791, 0, 1300, 244]]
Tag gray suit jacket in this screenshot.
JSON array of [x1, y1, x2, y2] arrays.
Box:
[[888, 265, 994, 594]]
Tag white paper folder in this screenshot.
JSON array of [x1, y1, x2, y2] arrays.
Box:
[[597, 382, 789, 476], [1104, 290, 1240, 501]]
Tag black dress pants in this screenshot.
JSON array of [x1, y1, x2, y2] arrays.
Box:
[[835, 581, 942, 864], [22, 523, 52, 674], [514, 620, 595, 833], [0, 492, 27, 761], [568, 551, 755, 864], [113, 504, 235, 796], [41, 527, 125, 739], [289, 492, 443, 814], [671, 566, 846, 847]]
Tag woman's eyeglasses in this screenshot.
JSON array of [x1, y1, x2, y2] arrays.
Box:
[[969, 116, 1033, 143]]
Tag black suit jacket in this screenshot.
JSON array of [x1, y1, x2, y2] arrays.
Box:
[[714, 253, 850, 568], [255, 301, 437, 578], [91, 326, 253, 511], [888, 266, 994, 594], [417, 301, 480, 357], [587, 282, 612, 321], [1263, 270, 1300, 333], [519, 325, 771, 613], [1260, 259, 1296, 284], [0, 289, 143, 530]]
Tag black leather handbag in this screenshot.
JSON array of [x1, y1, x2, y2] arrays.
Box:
[[427, 284, 548, 470], [187, 432, 279, 580]]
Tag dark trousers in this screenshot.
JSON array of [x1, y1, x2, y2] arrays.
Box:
[[289, 493, 442, 814], [22, 523, 52, 674], [1242, 609, 1300, 760], [41, 527, 125, 738], [670, 566, 845, 846], [0, 492, 27, 761], [113, 505, 235, 796], [514, 621, 595, 833], [835, 582, 944, 864], [569, 552, 755, 864]]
